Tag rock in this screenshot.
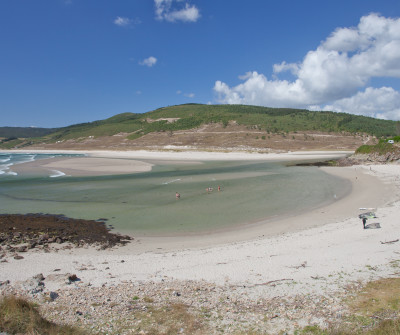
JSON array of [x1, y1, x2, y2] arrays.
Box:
[[14, 275, 45, 295], [50, 291, 59, 301], [0, 280, 10, 286], [66, 274, 80, 284], [33, 273, 45, 281], [69, 274, 78, 282], [14, 255, 24, 260], [17, 245, 28, 252]]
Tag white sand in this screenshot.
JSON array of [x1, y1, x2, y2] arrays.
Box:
[[1, 150, 399, 298], [9, 156, 153, 176]]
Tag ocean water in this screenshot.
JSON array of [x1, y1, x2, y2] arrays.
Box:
[[0, 153, 83, 177], [0, 153, 351, 235]]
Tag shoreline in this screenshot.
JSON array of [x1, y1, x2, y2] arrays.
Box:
[[121, 165, 393, 252]]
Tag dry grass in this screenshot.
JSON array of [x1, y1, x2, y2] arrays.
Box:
[[300, 278, 400, 335], [300, 320, 400, 334], [349, 278, 400, 317], [0, 295, 86, 335], [130, 303, 207, 335]]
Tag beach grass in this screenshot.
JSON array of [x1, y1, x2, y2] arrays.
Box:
[[298, 278, 400, 335], [121, 302, 207, 334], [0, 295, 86, 335]]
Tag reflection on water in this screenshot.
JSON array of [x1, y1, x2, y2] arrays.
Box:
[[0, 156, 350, 235]]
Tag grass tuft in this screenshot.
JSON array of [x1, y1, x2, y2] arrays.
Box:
[[0, 295, 86, 335], [132, 303, 206, 335]]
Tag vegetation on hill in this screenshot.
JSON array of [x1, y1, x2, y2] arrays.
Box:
[[1, 104, 399, 149], [49, 104, 397, 141], [356, 136, 400, 155], [0, 126, 58, 139]]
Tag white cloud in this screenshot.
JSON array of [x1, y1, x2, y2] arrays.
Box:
[[114, 16, 132, 27], [176, 90, 194, 98], [310, 87, 400, 120], [139, 56, 157, 67], [155, 0, 200, 23], [214, 13, 400, 120]]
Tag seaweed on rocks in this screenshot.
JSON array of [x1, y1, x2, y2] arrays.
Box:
[[0, 213, 132, 251]]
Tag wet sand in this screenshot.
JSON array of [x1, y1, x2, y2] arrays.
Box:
[[10, 156, 154, 176]]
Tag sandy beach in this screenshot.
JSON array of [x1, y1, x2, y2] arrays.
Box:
[[1, 149, 399, 333]]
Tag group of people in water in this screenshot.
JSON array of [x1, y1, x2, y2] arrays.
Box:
[[206, 185, 221, 193], [176, 185, 222, 199]]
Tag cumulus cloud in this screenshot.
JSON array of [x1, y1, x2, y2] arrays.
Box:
[[310, 87, 400, 120], [155, 0, 200, 22], [214, 13, 400, 120], [139, 56, 157, 67]]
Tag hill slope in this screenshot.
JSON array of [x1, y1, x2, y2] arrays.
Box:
[[0, 127, 58, 139], [1, 104, 398, 152]]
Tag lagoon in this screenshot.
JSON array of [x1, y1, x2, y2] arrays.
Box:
[[0, 153, 350, 236]]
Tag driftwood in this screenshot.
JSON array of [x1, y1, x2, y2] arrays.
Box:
[[254, 278, 294, 286], [288, 261, 308, 269], [231, 278, 294, 288], [380, 239, 399, 244]]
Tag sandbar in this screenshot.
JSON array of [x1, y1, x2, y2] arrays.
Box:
[[9, 156, 153, 177]]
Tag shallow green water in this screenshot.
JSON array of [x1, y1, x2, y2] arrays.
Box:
[[0, 159, 350, 235]]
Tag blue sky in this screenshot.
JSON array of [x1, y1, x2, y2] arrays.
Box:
[[1, 0, 400, 127]]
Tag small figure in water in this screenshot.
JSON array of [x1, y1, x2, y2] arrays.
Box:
[[218, 185, 221, 192], [362, 217, 367, 229], [176, 192, 180, 199]]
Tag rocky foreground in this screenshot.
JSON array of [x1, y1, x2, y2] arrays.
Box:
[[0, 262, 359, 335]]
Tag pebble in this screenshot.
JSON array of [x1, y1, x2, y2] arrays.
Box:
[[0, 275, 355, 335]]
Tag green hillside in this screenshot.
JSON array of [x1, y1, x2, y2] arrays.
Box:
[[0, 127, 58, 139], [46, 104, 397, 141], [1, 104, 398, 148]]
